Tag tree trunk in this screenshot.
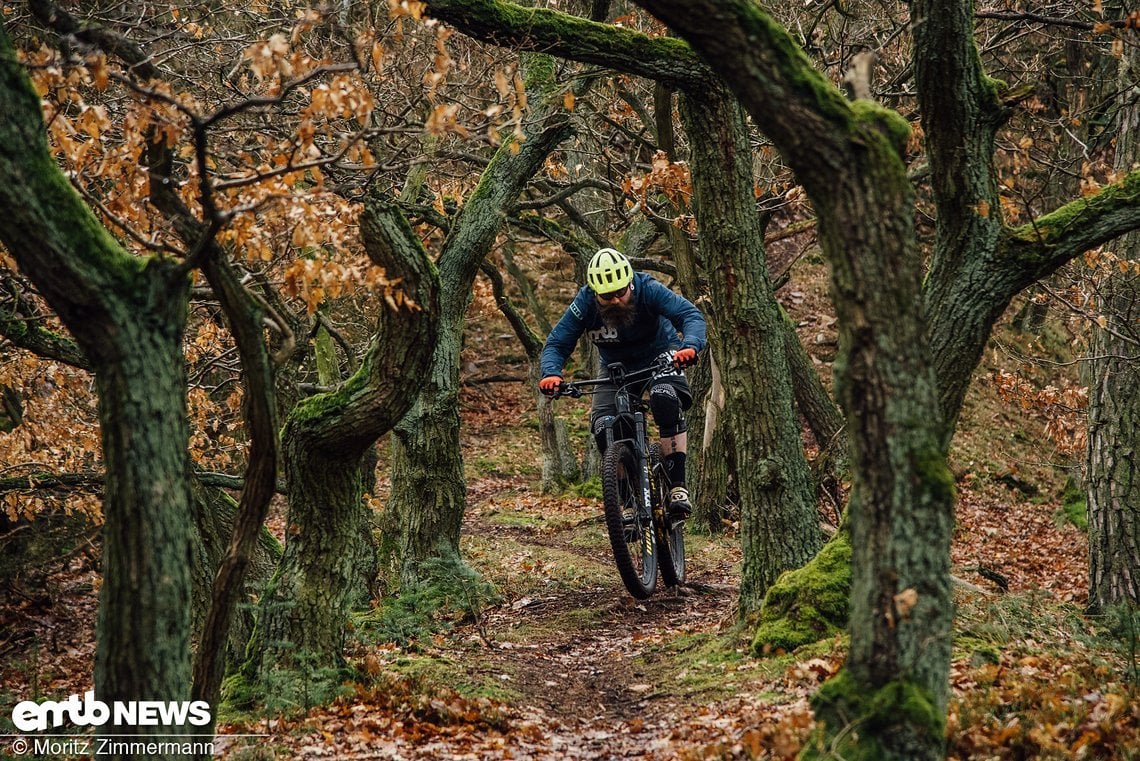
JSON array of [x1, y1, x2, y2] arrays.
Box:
[[246, 194, 440, 682], [92, 310, 195, 724], [1086, 33, 1140, 613], [679, 86, 821, 615], [1087, 271, 1140, 612], [662, 219, 733, 533], [1, 26, 197, 758], [635, 3, 955, 757], [254, 435, 375, 670], [387, 69, 572, 587], [188, 479, 281, 669]]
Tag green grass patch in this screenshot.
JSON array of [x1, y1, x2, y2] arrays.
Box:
[[463, 534, 614, 598], [954, 590, 1097, 655], [378, 650, 520, 704], [636, 625, 817, 704]]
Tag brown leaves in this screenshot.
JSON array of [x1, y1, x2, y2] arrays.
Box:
[[624, 150, 693, 209], [282, 257, 409, 315], [948, 645, 1139, 759], [0, 354, 101, 524], [992, 370, 1088, 456]]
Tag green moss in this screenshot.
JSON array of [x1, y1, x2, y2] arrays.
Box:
[[982, 73, 1008, 99], [752, 530, 851, 655], [219, 672, 262, 713], [521, 52, 556, 96], [955, 636, 1002, 667], [288, 352, 374, 425], [803, 669, 945, 761], [563, 475, 602, 500], [850, 100, 912, 157], [1057, 475, 1088, 531], [915, 445, 957, 505]]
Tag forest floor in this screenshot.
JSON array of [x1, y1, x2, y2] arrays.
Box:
[[3, 274, 1140, 758]]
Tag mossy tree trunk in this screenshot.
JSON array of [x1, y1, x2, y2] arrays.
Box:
[[1086, 34, 1140, 614], [678, 86, 821, 615], [635, 2, 954, 758], [247, 193, 440, 679], [386, 69, 572, 587], [0, 25, 195, 758]]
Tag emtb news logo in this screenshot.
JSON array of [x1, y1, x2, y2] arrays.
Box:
[[11, 691, 211, 731]]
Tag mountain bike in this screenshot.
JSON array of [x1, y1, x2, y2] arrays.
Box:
[[551, 355, 686, 599]]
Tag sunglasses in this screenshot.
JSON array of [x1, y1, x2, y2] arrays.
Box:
[[596, 285, 629, 301]]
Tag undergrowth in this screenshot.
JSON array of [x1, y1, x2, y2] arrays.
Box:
[[351, 552, 499, 648]]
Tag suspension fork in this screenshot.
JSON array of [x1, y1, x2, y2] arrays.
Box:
[[631, 410, 654, 522]]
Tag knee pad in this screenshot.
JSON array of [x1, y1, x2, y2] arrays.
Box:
[[649, 383, 686, 437]]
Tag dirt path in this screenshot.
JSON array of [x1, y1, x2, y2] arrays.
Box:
[[415, 505, 753, 759]]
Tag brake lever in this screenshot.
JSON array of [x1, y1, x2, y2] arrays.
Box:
[[552, 384, 583, 399]]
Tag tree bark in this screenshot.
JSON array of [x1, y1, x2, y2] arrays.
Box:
[[678, 86, 821, 614], [1086, 32, 1140, 613], [1, 24, 195, 757], [188, 478, 281, 668], [1087, 271, 1140, 612]]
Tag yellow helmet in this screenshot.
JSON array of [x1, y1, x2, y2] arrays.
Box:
[[586, 248, 633, 294]]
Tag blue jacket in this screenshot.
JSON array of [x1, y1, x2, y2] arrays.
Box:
[[540, 272, 707, 377]]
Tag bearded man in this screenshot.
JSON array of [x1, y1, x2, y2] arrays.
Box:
[[538, 248, 707, 517]]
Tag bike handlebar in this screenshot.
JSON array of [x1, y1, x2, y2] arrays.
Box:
[[547, 353, 679, 400]]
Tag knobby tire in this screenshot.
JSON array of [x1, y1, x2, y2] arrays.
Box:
[[602, 442, 657, 599]]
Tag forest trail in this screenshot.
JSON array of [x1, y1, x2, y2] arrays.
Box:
[[215, 475, 819, 759], [417, 485, 778, 759]]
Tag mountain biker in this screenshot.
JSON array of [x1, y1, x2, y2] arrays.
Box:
[[539, 247, 707, 518]]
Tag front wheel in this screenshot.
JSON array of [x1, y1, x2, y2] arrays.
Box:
[[602, 443, 657, 599]]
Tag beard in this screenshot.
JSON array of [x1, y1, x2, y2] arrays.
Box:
[[599, 298, 636, 330]]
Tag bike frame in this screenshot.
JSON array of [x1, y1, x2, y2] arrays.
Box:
[[604, 367, 656, 557], [551, 355, 686, 594], [558, 359, 672, 526]]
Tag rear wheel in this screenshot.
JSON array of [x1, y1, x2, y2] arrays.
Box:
[[650, 444, 686, 587], [602, 442, 657, 598]]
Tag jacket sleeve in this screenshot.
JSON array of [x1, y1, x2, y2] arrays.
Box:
[[645, 278, 708, 352], [540, 288, 592, 376]]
